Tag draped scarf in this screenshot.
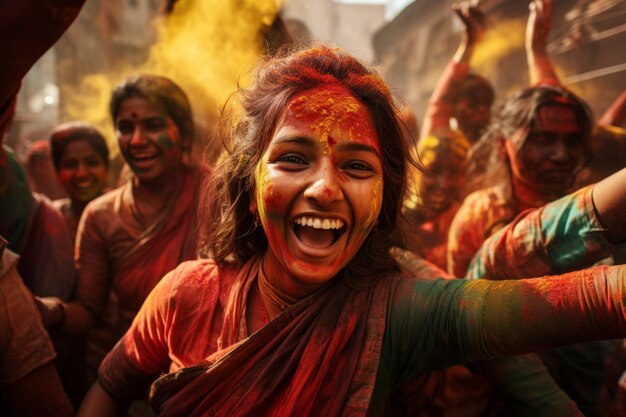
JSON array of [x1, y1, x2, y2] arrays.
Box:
[[112, 167, 206, 312], [150, 256, 395, 417]]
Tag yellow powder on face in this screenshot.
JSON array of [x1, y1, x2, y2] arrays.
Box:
[[286, 85, 379, 155], [254, 158, 272, 221], [367, 178, 383, 229]]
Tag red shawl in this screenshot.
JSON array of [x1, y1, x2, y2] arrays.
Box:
[[149, 257, 395, 417], [111, 167, 206, 312]]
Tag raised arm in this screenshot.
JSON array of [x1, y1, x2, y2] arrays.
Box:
[[526, 0, 560, 86], [420, 2, 485, 137], [599, 90, 626, 127], [0, 0, 86, 134]]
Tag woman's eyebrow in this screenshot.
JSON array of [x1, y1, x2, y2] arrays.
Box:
[[272, 135, 316, 147], [334, 141, 380, 157]]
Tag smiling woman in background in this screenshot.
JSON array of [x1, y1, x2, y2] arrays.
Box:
[[37, 76, 210, 397], [49, 122, 110, 240]]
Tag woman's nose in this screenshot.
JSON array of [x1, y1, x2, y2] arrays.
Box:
[[550, 139, 573, 163], [304, 167, 344, 206], [129, 126, 147, 146], [74, 163, 89, 178]]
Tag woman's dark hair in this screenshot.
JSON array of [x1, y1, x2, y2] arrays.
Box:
[[465, 84, 593, 195], [452, 73, 495, 108], [201, 46, 419, 283], [49, 121, 109, 170], [109, 74, 194, 148]]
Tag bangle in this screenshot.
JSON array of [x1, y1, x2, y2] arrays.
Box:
[[53, 300, 67, 330]]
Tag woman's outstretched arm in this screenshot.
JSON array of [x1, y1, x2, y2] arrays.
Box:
[[465, 168, 626, 280]]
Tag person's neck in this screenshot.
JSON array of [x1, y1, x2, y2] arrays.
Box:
[[510, 176, 555, 211], [70, 199, 88, 220], [258, 253, 324, 318], [131, 168, 184, 223]]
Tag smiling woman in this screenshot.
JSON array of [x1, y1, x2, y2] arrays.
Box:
[[78, 46, 626, 417], [49, 122, 109, 239], [252, 85, 384, 294], [36, 75, 210, 400]]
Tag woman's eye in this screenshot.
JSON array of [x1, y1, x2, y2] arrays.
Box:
[[277, 154, 307, 165], [145, 120, 167, 131], [117, 121, 134, 135], [344, 161, 373, 175], [60, 160, 79, 169], [86, 158, 104, 168]]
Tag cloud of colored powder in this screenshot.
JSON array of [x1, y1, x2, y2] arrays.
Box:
[[63, 0, 282, 158]]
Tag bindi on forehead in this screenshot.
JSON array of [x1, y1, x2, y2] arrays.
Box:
[[286, 85, 380, 153]]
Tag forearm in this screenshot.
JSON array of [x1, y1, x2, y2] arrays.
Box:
[[78, 382, 129, 417], [466, 185, 612, 280], [527, 48, 559, 87], [598, 90, 626, 127], [478, 265, 626, 356], [476, 354, 582, 416], [2, 362, 74, 417], [592, 167, 626, 243], [62, 301, 96, 335], [36, 296, 96, 335], [0, 0, 86, 108], [526, 0, 560, 86], [421, 60, 469, 137]]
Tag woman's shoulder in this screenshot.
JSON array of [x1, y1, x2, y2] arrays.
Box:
[[82, 184, 126, 215], [461, 186, 505, 209], [453, 187, 508, 226], [51, 197, 71, 212], [159, 259, 240, 298]]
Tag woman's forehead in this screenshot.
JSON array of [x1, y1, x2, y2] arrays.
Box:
[[279, 85, 380, 153]]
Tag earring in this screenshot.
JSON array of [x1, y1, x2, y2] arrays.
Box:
[[254, 212, 260, 229]]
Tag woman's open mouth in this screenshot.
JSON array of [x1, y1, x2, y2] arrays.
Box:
[[293, 216, 345, 249], [130, 151, 160, 169]]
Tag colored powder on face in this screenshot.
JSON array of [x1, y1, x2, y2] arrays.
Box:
[[255, 160, 285, 222], [286, 85, 380, 154], [158, 134, 175, 150], [418, 133, 470, 163], [366, 178, 383, 230]]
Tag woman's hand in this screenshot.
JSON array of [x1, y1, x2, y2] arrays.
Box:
[[452, 1, 486, 63], [526, 0, 552, 54], [526, 0, 560, 85], [34, 296, 66, 329]]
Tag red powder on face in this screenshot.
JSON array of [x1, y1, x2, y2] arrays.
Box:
[[264, 191, 286, 215], [286, 85, 380, 154]]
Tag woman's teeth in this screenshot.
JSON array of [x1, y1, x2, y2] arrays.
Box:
[[294, 216, 344, 230]]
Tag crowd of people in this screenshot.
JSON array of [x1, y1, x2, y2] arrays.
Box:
[[3, 0, 626, 416]]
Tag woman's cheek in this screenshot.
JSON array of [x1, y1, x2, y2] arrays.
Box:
[[255, 164, 286, 221], [365, 179, 383, 230], [261, 177, 288, 221], [57, 169, 73, 189]]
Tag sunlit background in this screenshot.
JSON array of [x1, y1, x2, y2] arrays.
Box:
[[7, 0, 626, 164]]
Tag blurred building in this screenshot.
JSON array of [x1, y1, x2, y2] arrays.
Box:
[[7, 0, 160, 155], [374, 0, 626, 123], [282, 0, 386, 63]]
